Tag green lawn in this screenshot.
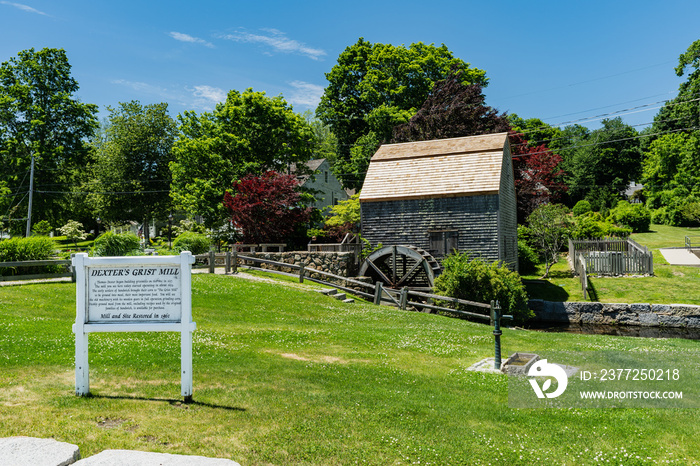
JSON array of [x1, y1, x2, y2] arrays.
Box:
[[523, 224, 700, 304], [1, 274, 699, 464]]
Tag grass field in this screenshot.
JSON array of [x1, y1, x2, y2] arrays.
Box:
[[1, 273, 699, 464], [523, 224, 700, 304]]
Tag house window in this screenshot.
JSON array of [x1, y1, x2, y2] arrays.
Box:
[[324, 171, 328, 183], [429, 230, 458, 256]]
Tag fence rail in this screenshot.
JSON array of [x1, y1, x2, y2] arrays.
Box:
[[569, 237, 653, 276], [0, 258, 74, 282], [194, 251, 493, 322]]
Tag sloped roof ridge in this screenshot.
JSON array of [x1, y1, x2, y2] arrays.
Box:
[[371, 132, 509, 162]]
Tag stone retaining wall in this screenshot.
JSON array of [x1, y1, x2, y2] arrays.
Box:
[[529, 300, 700, 328], [239, 251, 356, 278]]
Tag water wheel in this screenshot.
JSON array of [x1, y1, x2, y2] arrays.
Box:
[[358, 245, 441, 289]]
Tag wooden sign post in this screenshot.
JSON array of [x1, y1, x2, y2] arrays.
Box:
[[72, 252, 196, 401]]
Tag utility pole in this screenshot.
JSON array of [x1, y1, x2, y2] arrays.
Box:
[[25, 153, 35, 237]]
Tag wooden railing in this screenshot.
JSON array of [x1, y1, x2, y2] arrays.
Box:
[[194, 251, 493, 322], [307, 233, 362, 264], [0, 258, 74, 282], [574, 254, 588, 300]]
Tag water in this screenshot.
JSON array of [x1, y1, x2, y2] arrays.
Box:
[[525, 322, 700, 340]]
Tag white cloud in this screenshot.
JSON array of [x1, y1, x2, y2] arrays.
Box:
[[190, 85, 226, 109], [0, 1, 48, 16], [168, 31, 214, 48], [287, 81, 324, 107], [111, 79, 224, 112], [221, 29, 326, 61]]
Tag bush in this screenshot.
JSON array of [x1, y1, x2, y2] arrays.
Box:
[[91, 231, 141, 256], [572, 200, 592, 217], [59, 220, 88, 246], [433, 252, 532, 325], [173, 231, 211, 255], [32, 220, 53, 236], [570, 212, 607, 239], [517, 240, 540, 275], [609, 201, 651, 232], [0, 236, 59, 276]]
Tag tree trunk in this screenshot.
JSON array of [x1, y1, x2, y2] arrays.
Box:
[[143, 216, 150, 245]]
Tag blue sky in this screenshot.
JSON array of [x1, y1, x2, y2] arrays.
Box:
[[1, 0, 699, 130]]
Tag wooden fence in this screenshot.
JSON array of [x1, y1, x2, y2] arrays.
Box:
[[0, 251, 496, 324], [307, 233, 362, 265], [0, 259, 74, 282], [569, 237, 653, 276], [573, 254, 588, 300], [194, 250, 494, 322]]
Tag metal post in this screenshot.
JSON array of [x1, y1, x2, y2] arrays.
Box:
[[491, 301, 502, 370], [491, 300, 513, 370]]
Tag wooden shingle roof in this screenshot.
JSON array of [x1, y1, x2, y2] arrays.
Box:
[[360, 132, 510, 202]]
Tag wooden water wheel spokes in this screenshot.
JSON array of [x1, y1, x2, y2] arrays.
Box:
[[358, 245, 441, 289]]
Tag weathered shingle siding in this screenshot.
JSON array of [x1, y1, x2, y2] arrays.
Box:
[[498, 142, 518, 270], [360, 195, 500, 261]]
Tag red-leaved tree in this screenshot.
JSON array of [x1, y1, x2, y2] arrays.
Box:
[[223, 171, 311, 244], [509, 132, 567, 222]]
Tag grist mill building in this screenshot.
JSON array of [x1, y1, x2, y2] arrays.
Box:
[[359, 132, 518, 271]]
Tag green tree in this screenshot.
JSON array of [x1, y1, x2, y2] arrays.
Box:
[[170, 89, 315, 227], [641, 132, 700, 225], [323, 193, 360, 240], [527, 204, 572, 279], [0, 48, 98, 233], [566, 118, 641, 210], [59, 220, 87, 247], [652, 39, 700, 134], [317, 38, 487, 189], [88, 101, 177, 243]]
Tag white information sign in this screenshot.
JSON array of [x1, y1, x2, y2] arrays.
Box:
[[88, 266, 182, 323], [72, 252, 196, 401]]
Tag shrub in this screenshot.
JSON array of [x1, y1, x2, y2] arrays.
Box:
[[517, 240, 540, 275], [173, 231, 211, 255], [572, 200, 592, 217], [433, 252, 532, 325], [32, 220, 53, 236], [91, 231, 141, 257], [0, 236, 59, 275], [59, 220, 88, 246], [609, 201, 651, 232], [571, 213, 608, 239]]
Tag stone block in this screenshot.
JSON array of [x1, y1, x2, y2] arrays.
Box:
[[657, 314, 687, 328], [686, 317, 700, 328], [638, 313, 659, 326], [0, 437, 80, 466], [629, 303, 651, 313], [651, 304, 671, 314]]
